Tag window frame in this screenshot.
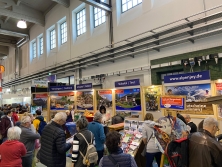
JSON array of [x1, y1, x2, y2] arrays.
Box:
[[76, 8, 86, 37], [121, 0, 143, 13], [39, 36, 43, 55], [50, 29, 56, 50], [93, 0, 106, 27], [60, 21, 67, 44], [32, 41, 36, 59]]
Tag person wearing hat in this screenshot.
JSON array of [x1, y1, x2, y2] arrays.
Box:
[[88, 111, 106, 164]]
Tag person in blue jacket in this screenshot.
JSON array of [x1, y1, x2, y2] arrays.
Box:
[[88, 112, 106, 164]]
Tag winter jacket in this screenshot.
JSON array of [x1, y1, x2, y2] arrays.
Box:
[[0, 116, 14, 138], [12, 112, 19, 123], [189, 129, 222, 167], [20, 125, 40, 157], [37, 121, 72, 167], [99, 147, 137, 167], [72, 128, 94, 167], [33, 115, 45, 131], [142, 120, 160, 153], [0, 140, 26, 167], [88, 121, 105, 151]]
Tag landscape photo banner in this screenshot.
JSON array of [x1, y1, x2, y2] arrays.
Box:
[[50, 92, 74, 110], [115, 88, 141, 111], [144, 86, 161, 112], [165, 84, 213, 115], [32, 94, 48, 109], [164, 71, 210, 84], [216, 82, 222, 118], [115, 79, 140, 87], [77, 91, 94, 110], [160, 96, 185, 110], [96, 90, 112, 117]]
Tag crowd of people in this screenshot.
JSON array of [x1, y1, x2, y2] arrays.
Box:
[[0, 104, 222, 167]]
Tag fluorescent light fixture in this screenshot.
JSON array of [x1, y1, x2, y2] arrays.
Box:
[[17, 20, 27, 29]]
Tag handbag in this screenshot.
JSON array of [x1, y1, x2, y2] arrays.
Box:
[[141, 132, 153, 157], [108, 155, 120, 167]]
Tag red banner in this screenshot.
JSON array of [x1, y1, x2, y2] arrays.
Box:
[[161, 97, 183, 106], [216, 83, 222, 90], [98, 90, 112, 94], [58, 92, 74, 96], [115, 89, 124, 94], [35, 94, 48, 98]]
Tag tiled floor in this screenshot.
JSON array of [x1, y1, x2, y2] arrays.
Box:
[[36, 157, 72, 167]]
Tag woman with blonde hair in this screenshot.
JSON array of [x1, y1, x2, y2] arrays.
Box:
[[142, 113, 161, 167]]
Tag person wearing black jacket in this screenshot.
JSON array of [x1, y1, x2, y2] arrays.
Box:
[[37, 112, 72, 167], [185, 114, 197, 133]]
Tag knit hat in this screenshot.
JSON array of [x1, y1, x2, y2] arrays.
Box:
[[93, 111, 103, 121]]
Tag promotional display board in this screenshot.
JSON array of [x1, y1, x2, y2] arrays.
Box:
[[32, 80, 48, 88], [144, 86, 162, 112], [77, 91, 94, 110], [160, 96, 185, 110], [96, 90, 113, 112], [50, 92, 74, 110], [164, 71, 213, 115], [32, 93, 48, 109], [216, 82, 222, 118]]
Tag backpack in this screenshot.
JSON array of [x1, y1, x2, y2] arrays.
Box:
[[36, 118, 47, 135], [79, 132, 98, 166], [165, 135, 191, 167]]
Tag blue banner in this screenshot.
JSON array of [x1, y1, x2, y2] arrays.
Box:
[[76, 83, 92, 90], [115, 79, 140, 87], [164, 71, 210, 84], [49, 85, 74, 92]]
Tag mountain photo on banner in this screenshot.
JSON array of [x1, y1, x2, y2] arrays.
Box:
[[216, 83, 222, 118], [144, 86, 161, 112], [165, 84, 213, 115]]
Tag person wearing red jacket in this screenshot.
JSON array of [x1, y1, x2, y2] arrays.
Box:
[[11, 108, 19, 124], [0, 126, 27, 167]]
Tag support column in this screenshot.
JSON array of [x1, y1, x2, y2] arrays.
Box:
[[15, 47, 20, 76]]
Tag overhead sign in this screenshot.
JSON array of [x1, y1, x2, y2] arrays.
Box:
[[160, 96, 185, 110], [32, 80, 48, 88], [76, 83, 92, 90], [49, 85, 74, 92], [164, 71, 210, 84], [115, 79, 140, 87]]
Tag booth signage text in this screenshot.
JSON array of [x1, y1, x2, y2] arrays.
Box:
[[160, 96, 185, 110], [164, 71, 210, 84], [76, 83, 92, 90], [115, 79, 140, 87], [50, 85, 74, 92]]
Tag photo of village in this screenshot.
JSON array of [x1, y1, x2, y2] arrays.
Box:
[[77, 91, 93, 110], [115, 88, 141, 111], [96, 90, 112, 111], [144, 86, 161, 112], [50, 93, 74, 110]]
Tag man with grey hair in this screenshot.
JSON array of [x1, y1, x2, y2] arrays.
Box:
[[189, 117, 222, 167], [184, 114, 197, 133], [37, 112, 72, 167], [20, 116, 40, 167], [88, 112, 106, 164]]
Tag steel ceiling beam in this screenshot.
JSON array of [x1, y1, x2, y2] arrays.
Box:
[[79, 0, 111, 12], [52, 0, 70, 8]]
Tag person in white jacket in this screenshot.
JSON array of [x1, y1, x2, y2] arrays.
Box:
[[142, 113, 161, 167]]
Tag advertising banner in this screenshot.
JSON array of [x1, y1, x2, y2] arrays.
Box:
[[32, 93, 48, 109], [216, 83, 222, 118], [47, 75, 56, 82], [77, 91, 93, 110], [160, 96, 185, 110], [115, 88, 141, 111], [32, 80, 48, 88], [144, 86, 161, 112], [50, 92, 74, 110], [76, 83, 92, 90], [165, 84, 213, 115], [49, 85, 74, 92], [164, 71, 210, 84], [115, 79, 140, 87]]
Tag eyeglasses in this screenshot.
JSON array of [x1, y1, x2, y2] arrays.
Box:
[[216, 126, 220, 131]]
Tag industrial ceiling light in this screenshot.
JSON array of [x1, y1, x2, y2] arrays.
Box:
[[17, 20, 27, 29]]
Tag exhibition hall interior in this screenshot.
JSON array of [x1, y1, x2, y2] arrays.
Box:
[[0, 0, 222, 167]]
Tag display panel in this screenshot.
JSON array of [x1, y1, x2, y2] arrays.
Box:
[[77, 91, 94, 110], [50, 92, 74, 110]]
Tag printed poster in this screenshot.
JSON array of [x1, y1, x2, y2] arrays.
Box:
[[115, 88, 141, 111], [144, 86, 161, 112], [165, 84, 213, 115], [77, 91, 94, 110], [50, 92, 74, 110], [96, 90, 112, 113], [216, 83, 222, 118], [32, 94, 48, 109]]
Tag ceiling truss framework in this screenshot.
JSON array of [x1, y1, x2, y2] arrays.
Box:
[[3, 5, 222, 88]]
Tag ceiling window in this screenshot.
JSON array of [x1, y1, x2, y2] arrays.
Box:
[[77, 8, 86, 36], [50, 29, 56, 50], [122, 0, 142, 13], [39, 37, 43, 55], [32, 42, 36, 59], [61, 21, 67, 44], [94, 0, 106, 27]]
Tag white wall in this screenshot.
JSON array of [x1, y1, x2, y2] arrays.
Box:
[[2, 0, 222, 88]]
